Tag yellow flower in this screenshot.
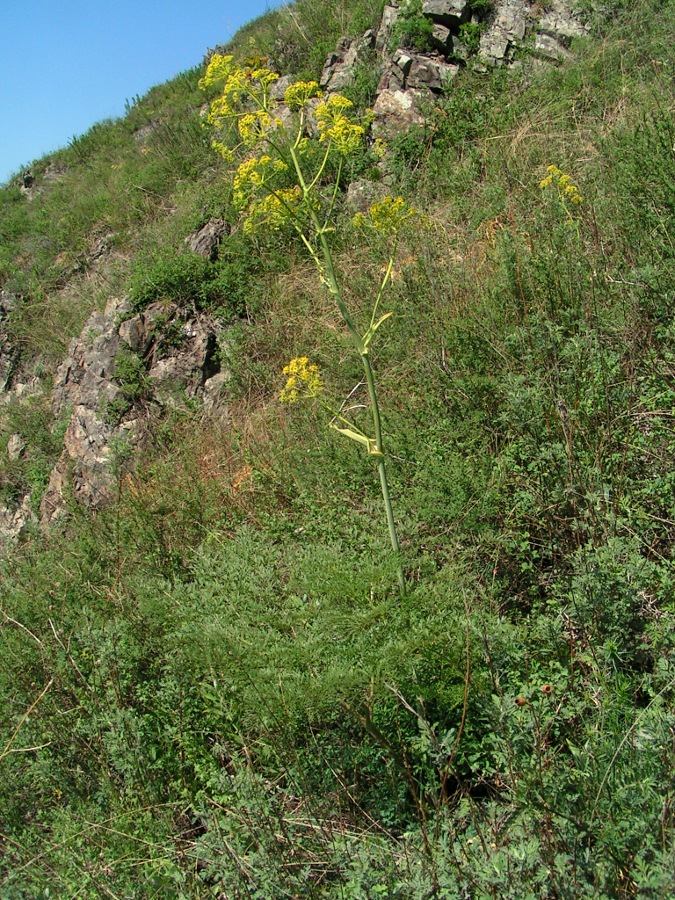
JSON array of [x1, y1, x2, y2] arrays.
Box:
[[353, 196, 419, 237], [244, 186, 303, 234], [539, 164, 583, 205], [233, 155, 288, 209], [315, 94, 365, 156], [199, 53, 236, 90], [279, 357, 323, 403], [238, 110, 273, 147], [372, 138, 388, 159], [284, 80, 322, 110]]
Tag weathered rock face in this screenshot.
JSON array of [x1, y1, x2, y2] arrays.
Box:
[[378, 50, 459, 93], [320, 31, 376, 91], [42, 300, 133, 522], [421, 0, 470, 26], [478, 0, 588, 68], [184, 219, 229, 261], [0, 496, 34, 544], [0, 292, 16, 394], [40, 297, 223, 524], [372, 88, 427, 135]]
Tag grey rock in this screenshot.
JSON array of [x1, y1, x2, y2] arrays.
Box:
[[7, 433, 26, 461], [184, 218, 228, 260], [432, 23, 453, 52], [378, 51, 457, 93], [52, 309, 121, 417], [376, 6, 400, 52], [269, 74, 296, 100], [478, 0, 529, 66], [0, 495, 34, 544], [539, 1, 589, 40], [148, 320, 218, 403], [42, 294, 220, 522], [202, 371, 231, 412], [421, 0, 470, 26], [408, 55, 459, 91], [534, 33, 570, 59], [345, 179, 388, 212], [372, 89, 426, 136], [320, 31, 375, 92], [118, 315, 148, 354]]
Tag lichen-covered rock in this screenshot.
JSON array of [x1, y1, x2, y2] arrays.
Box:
[[478, 0, 588, 68], [184, 218, 228, 261], [41, 296, 222, 524], [319, 31, 376, 93], [373, 88, 426, 136], [376, 5, 400, 52], [421, 0, 470, 26]]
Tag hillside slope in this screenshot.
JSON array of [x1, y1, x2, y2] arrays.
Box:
[[1, 0, 674, 895]]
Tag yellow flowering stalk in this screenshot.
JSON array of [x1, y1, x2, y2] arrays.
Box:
[[201, 58, 408, 595], [540, 164, 584, 222], [284, 80, 322, 110], [315, 95, 366, 156], [279, 357, 323, 403], [353, 196, 419, 237]]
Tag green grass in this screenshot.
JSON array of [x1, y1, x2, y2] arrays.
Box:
[[1, 0, 674, 895]]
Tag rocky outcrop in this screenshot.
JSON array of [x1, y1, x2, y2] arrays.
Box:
[[377, 50, 459, 93], [0, 292, 16, 394], [478, 0, 588, 68], [320, 31, 376, 92], [40, 298, 223, 524], [315, 0, 590, 142]]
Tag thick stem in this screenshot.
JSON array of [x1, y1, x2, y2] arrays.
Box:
[[288, 143, 405, 596], [362, 353, 406, 597]]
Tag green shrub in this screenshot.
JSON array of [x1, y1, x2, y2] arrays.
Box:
[[390, 0, 435, 52]]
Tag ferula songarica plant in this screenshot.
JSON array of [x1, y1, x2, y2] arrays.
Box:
[[200, 55, 422, 595]]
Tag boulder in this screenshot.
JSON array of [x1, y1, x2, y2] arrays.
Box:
[[376, 5, 400, 52], [319, 31, 376, 93], [534, 33, 571, 59], [373, 88, 426, 136], [421, 0, 470, 26], [184, 218, 228, 261]]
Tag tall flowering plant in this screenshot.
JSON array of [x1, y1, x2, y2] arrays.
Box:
[[200, 55, 419, 595]]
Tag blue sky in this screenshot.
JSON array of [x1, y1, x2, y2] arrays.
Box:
[[0, 1, 279, 185]]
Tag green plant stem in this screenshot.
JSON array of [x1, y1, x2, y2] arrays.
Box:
[[362, 353, 406, 597], [286, 146, 405, 594]]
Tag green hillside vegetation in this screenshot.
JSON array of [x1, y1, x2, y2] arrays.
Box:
[[1, 0, 675, 894]]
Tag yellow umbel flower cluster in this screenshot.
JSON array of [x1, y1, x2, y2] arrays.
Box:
[[315, 95, 366, 156], [245, 187, 303, 234], [283, 80, 322, 110], [233, 155, 288, 209], [353, 196, 419, 236], [200, 53, 280, 131], [279, 357, 323, 403], [539, 165, 584, 205]]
